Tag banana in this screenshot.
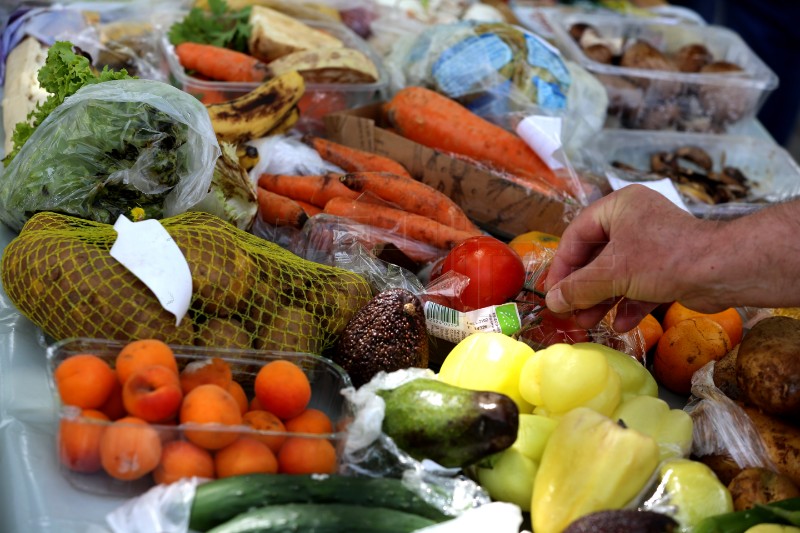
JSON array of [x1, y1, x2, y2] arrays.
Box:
[[267, 105, 300, 136], [206, 70, 305, 144], [235, 144, 260, 172]]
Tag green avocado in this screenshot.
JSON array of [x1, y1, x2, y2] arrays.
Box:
[[378, 378, 519, 468]]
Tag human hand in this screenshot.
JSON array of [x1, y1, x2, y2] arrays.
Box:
[[544, 185, 714, 331]]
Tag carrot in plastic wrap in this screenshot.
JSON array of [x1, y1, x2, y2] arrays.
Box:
[[257, 173, 358, 208], [383, 86, 569, 197], [339, 171, 480, 234], [306, 136, 414, 179], [323, 197, 476, 251], [256, 187, 308, 228]]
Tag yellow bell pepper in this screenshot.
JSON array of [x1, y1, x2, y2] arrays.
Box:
[[612, 395, 694, 461], [438, 331, 535, 412], [532, 407, 660, 533], [574, 342, 659, 400], [474, 413, 558, 511], [656, 458, 733, 532], [518, 343, 622, 417]]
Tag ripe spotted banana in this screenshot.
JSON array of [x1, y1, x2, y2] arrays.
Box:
[[206, 70, 305, 144], [235, 144, 260, 172], [268, 106, 300, 136]]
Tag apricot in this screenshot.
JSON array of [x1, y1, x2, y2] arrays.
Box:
[[116, 339, 178, 385], [153, 440, 215, 485], [180, 384, 242, 450], [54, 354, 117, 409], [278, 437, 337, 475], [242, 410, 286, 453], [100, 416, 162, 480], [179, 357, 233, 395], [58, 409, 109, 473], [254, 360, 311, 420], [122, 365, 183, 423], [215, 437, 278, 478]]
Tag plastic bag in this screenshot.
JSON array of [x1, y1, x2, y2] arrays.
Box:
[[512, 242, 646, 359], [0, 78, 219, 231], [340, 368, 492, 517], [684, 362, 776, 469]]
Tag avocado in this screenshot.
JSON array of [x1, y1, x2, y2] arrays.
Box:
[[563, 510, 679, 533], [333, 288, 429, 388], [378, 378, 519, 468]]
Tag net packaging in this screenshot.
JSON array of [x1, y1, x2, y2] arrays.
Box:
[[1, 211, 373, 355]]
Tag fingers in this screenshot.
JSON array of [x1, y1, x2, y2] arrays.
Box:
[[546, 247, 629, 314], [611, 299, 660, 332], [544, 196, 617, 291]]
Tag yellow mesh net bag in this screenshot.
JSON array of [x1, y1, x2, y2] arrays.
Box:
[[1, 211, 373, 354]]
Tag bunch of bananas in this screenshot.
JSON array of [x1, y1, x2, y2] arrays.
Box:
[[206, 70, 305, 145]]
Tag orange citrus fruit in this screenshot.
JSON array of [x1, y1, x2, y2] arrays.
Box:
[[508, 231, 560, 259], [653, 316, 732, 396], [662, 302, 743, 346]]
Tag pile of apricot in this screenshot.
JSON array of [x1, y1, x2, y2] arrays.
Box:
[[54, 339, 338, 484]]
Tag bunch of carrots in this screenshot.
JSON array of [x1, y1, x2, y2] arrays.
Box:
[[256, 137, 482, 262], [382, 86, 581, 201]]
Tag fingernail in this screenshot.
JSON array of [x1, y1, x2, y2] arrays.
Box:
[[546, 286, 569, 314]]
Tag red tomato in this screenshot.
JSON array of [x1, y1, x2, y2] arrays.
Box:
[[438, 236, 526, 312], [519, 309, 592, 348]]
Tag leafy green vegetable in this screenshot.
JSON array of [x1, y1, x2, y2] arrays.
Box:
[[168, 0, 252, 53], [4, 41, 132, 164]]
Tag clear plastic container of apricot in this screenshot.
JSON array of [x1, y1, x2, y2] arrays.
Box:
[[46, 338, 353, 496]]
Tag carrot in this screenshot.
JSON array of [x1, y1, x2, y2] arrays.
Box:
[[257, 173, 359, 208], [256, 187, 308, 228], [306, 136, 413, 179], [295, 200, 322, 217], [323, 197, 477, 250], [383, 86, 571, 197], [339, 171, 480, 235], [175, 42, 270, 83]]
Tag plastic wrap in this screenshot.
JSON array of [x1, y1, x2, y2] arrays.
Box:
[[0, 78, 220, 231], [0, 2, 173, 84], [684, 362, 776, 470], [340, 368, 492, 517], [512, 242, 646, 359], [382, 19, 607, 160]]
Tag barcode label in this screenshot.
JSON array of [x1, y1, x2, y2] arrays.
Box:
[[425, 302, 460, 326], [423, 301, 522, 344]]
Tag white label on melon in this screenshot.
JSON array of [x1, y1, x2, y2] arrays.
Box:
[[110, 215, 192, 326]]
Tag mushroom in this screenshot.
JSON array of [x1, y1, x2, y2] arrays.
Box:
[[673, 43, 714, 73]]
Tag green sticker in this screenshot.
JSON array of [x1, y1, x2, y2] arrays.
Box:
[[495, 303, 521, 335]]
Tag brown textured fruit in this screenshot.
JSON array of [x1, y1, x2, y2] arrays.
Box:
[[333, 288, 429, 387], [563, 509, 678, 533]]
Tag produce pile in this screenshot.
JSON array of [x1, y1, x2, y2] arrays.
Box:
[[1, 1, 800, 533]]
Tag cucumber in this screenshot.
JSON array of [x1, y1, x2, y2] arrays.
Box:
[[207, 503, 437, 533], [189, 474, 449, 532]]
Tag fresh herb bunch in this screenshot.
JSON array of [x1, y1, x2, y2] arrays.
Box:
[[5, 42, 132, 164], [168, 0, 251, 53]]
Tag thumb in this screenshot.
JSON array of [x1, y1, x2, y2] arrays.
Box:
[[545, 254, 626, 314]]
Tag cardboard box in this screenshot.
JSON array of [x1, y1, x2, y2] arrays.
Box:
[[324, 103, 573, 239]]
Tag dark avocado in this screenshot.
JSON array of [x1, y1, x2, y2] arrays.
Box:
[[563, 510, 679, 533], [333, 288, 429, 388]]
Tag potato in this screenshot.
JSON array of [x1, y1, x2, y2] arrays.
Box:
[[728, 466, 800, 511], [697, 453, 743, 486], [173, 224, 258, 318], [713, 345, 743, 401], [195, 316, 252, 350], [255, 305, 323, 354], [737, 316, 800, 416], [744, 405, 800, 487]]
